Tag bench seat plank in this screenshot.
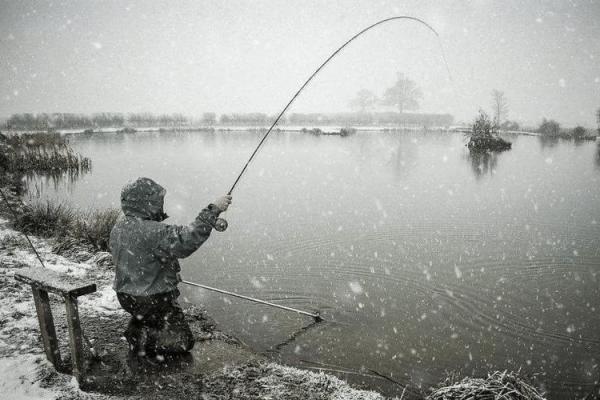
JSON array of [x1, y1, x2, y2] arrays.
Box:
[[15, 267, 96, 297]]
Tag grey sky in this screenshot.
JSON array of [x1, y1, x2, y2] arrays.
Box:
[[1, 0, 599, 127]]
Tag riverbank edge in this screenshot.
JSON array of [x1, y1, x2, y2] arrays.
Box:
[[0, 184, 389, 400], [1, 183, 552, 400]]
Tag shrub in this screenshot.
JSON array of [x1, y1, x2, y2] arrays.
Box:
[[471, 110, 496, 139], [572, 126, 586, 139], [537, 119, 561, 136], [339, 127, 357, 137], [467, 110, 511, 152]]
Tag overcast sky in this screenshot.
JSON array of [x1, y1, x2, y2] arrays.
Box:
[[1, 0, 599, 127]]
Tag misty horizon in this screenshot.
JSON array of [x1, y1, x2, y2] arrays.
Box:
[[1, 1, 599, 128]]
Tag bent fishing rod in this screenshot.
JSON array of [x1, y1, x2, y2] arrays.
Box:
[[4, 16, 449, 323], [211, 15, 449, 234], [185, 16, 450, 320]]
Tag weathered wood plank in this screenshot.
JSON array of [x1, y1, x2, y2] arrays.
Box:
[[31, 287, 63, 371], [15, 267, 96, 297], [64, 294, 85, 383]]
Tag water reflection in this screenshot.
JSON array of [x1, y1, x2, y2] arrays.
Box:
[[390, 139, 418, 179], [24, 167, 89, 200], [538, 135, 560, 149], [26, 130, 600, 400], [596, 141, 600, 169], [466, 150, 498, 178]]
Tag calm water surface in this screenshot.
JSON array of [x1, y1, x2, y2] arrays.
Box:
[[28, 131, 600, 399]]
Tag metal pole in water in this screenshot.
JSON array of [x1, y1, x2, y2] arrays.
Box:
[[181, 280, 322, 321]]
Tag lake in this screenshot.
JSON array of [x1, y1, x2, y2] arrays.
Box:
[[26, 130, 600, 399]]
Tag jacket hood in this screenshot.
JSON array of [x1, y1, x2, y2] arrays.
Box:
[[120, 177, 168, 221]]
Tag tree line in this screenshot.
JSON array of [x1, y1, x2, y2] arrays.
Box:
[[4, 110, 454, 130], [475, 89, 596, 139], [4, 112, 203, 130]]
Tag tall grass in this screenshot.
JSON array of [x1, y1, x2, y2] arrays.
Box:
[[71, 208, 121, 251], [0, 132, 91, 173], [14, 200, 120, 252]]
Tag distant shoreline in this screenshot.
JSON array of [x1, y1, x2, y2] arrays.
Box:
[[3, 125, 545, 136]]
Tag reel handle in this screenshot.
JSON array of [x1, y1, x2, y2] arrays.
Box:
[[214, 217, 228, 232]]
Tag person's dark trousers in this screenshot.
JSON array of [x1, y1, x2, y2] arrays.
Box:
[[117, 289, 194, 355]]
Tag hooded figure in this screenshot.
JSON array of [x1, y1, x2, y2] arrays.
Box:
[[110, 177, 231, 358]]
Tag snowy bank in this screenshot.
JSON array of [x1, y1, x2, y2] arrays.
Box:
[[0, 216, 386, 399]]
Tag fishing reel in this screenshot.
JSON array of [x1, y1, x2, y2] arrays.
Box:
[[214, 217, 228, 232]]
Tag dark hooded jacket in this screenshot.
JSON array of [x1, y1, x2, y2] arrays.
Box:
[[110, 177, 221, 296]]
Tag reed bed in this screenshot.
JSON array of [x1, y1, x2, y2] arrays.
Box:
[[427, 371, 546, 400], [1, 132, 91, 173]]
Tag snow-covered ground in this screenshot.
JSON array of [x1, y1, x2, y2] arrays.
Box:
[[0, 217, 385, 399]]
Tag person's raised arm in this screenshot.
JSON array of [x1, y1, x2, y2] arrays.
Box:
[[155, 195, 232, 259]]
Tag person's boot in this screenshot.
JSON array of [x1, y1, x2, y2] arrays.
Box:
[[124, 318, 143, 353], [154, 320, 195, 355], [139, 326, 159, 359]]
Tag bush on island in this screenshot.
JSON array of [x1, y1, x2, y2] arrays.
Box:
[[340, 127, 357, 137], [467, 110, 512, 152]]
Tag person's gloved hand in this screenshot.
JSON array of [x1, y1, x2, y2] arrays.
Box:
[[213, 195, 232, 212]]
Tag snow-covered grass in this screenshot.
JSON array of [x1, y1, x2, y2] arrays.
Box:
[[13, 202, 119, 252], [0, 208, 548, 400], [0, 217, 393, 399], [262, 363, 385, 400], [0, 217, 120, 398]]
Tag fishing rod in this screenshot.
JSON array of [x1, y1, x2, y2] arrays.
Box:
[[182, 280, 322, 321], [197, 16, 450, 321], [213, 15, 450, 233], [0, 187, 47, 269], [4, 16, 451, 326], [0, 186, 103, 356]]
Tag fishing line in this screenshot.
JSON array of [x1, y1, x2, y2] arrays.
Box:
[[0, 187, 47, 269], [226, 15, 454, 195], [195, 15, 456, 319]]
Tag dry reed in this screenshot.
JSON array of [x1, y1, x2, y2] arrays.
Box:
[[427, 371, 546, 400]]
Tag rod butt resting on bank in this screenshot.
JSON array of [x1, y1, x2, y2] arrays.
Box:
[[181, 280, 323, 321]]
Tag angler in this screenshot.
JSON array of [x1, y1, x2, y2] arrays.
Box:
[[109, 177, 232, 360], [107, 15, 446, 360]]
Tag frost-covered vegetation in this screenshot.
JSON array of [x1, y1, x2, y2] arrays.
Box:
[[14, 201, 119, 252], [466, 110, 512, 152], [537, 119, 596, 140], [0, 132, 91, 174], [427, 371, 546, 400]]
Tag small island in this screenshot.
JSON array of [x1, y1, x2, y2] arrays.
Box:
[[467, 110, 512, 152]]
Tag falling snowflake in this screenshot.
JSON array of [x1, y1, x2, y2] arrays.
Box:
[[348, 281, 363, 294]]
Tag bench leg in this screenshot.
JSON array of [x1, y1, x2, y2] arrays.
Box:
[[64, 294, 85, 385], [31, 288, 63, 371]]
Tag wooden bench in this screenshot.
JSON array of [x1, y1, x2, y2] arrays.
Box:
[[14, 267, 96, 386]]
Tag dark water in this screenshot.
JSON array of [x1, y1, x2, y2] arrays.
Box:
[[28, 131, 600, 398]]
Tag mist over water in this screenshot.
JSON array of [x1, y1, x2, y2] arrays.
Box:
[[28, 131, 600, 398]]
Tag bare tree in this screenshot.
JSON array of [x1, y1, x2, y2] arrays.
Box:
[[491, 90, 508, 126], [381, 73, 423, 114], [349, 89, 378, 113]]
